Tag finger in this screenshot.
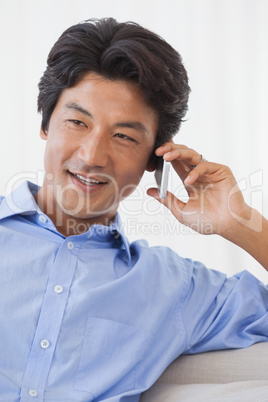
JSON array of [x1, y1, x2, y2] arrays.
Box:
[[170, 159, 190, 184], [155, 141, 187, 157], [164, 148, 202, 167], [164, 148, 204, 183], [156, 143, 203, 171], [155, 143, 190, 184], [147, 188, 186, 224], [184, 161, 223, 185]]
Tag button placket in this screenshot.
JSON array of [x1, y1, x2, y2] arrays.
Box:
[[29, 389, 38, 397], [54, 285, 63, 294], [38, 215, 47, 223], [40, 339, 50, 349], [20, 240, 78, 400], [67, 241, 74, 250]]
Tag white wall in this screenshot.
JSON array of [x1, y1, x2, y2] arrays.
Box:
[[0, 0, 267, 281]]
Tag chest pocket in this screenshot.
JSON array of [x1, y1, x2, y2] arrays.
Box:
[[74, 316, 152, 397]]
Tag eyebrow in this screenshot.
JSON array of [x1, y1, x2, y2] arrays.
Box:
[[65, 102, 149, 134], [115, 121, 149, 134], [65, 102, 92, 118]]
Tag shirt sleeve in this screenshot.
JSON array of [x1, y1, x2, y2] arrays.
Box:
[[180, 260, 268, 354]]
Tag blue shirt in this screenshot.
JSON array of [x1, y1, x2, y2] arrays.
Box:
[[0, 181, 267, 402]]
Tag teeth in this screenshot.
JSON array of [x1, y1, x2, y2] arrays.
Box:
[[74, 174, 104, 185]]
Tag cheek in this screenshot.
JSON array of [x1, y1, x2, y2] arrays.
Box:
[[43, 144, 53, 173], [43, 142, 57, 168], [118, 158, 146, 180], [116, 161, 147, 199], [43, 135, 71, 173]]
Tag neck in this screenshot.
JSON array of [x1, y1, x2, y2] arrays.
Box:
[[34, 186, 116, 237]]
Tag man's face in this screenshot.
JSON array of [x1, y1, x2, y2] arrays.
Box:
[[38, 72, 158, 232]]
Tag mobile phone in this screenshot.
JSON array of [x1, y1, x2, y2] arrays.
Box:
[[154, 157, 170, 199]]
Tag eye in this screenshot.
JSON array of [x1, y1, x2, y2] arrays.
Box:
[[114, 133, 137, 143], [68, 119, 87, 127]]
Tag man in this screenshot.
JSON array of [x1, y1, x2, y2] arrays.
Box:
[[0, 17, 267, 402]]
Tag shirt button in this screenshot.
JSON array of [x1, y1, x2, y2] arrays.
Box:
[[29, 389, 38, 397], [38, 215, 47, 223], [67, 241, 74, 250], [40, 339, 50, 349], [54, 285, 63, 294]]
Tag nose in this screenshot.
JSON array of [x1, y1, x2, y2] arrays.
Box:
[[77, 131, 109, 167]]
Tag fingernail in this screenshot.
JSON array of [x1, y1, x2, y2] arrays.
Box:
[[163, 152, 171, 159], [184, 176, 190, 184]]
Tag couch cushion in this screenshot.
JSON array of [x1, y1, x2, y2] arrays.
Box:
[[156, 343, 268, 384], [141, 343, 268, 401], [140, 380, 268, 401]]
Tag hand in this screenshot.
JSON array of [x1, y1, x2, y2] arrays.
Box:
[[147, 142, 268, 271], [147, 142, 250, 238]]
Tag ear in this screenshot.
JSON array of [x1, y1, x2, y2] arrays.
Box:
[[145, 152, 157, 172], [145, 161, 156, 172], [40, 126, 48, 140]]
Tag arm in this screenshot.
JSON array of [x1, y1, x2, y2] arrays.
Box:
[[223, 207, 268, 271], [147, 142, 268, 271]]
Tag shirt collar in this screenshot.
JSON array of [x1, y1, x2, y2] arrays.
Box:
[[0, 181, 40, 219], [0, 181, 132, 264], [108, 213, 131, 265]]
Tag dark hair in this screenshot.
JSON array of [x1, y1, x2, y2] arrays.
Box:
[[38, 17, 190, 148]]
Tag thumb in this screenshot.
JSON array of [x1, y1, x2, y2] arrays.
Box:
[[147, 187, 186, 223]]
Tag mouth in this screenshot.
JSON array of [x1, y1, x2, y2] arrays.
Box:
[[68, 171, 108, 190]]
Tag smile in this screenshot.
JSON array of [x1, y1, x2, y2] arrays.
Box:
[[72, 173, 106, 186]]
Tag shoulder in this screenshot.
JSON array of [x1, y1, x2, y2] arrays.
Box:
[[130, 239, 196, 285], [130, 238, 194, 267], [129, 239, 232, 296]]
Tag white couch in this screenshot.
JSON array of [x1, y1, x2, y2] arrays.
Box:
[[140, 343, 268, 401]]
